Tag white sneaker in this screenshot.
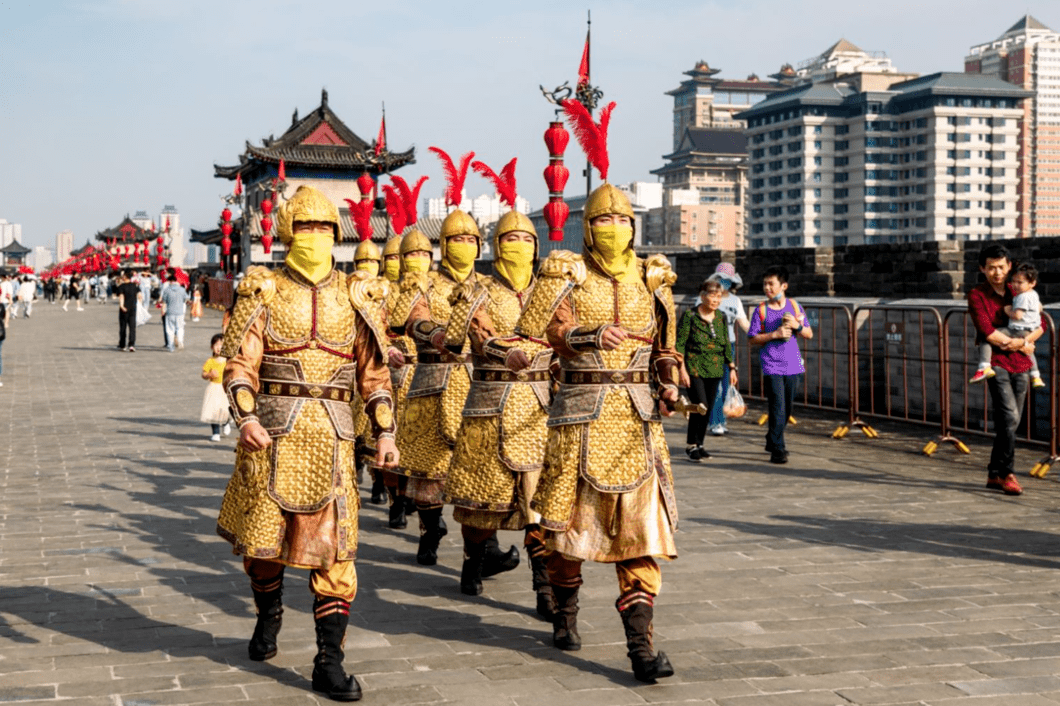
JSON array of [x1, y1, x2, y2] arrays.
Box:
[[710, 425, 727, 436], [222, 423, 231, 436], [210, 434, 221, 442]]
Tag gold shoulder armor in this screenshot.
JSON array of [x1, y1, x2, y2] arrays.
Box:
[[644, 254, 677, 294], [348, 270, 388, 311], [443, 279, 488, 348], [515, 269, 577, 339], [538, 250, 586, 286], [221, 290, 265, 359], [400, 271, 430, 294], [448, 277, 479, 307], [235, 265, 276, 306]]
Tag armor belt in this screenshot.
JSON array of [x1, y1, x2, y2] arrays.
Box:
[[417, 352, 447, 364], [260, 380, 354, 403], [472, 368, 551, 383], [561, 369, 650, 385]]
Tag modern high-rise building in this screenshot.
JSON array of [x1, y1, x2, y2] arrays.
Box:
[[55, 230, 74, 263], [0, 220, 22, 249], [737, 72, 1030, 248], [29, 247, 53, 271], [966, 16, 1060, 237]]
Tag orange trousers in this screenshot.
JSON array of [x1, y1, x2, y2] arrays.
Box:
[[545, 551, 661, 596], [244, 557, 357, 601]]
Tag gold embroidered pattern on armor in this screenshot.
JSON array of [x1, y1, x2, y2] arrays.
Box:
[[375, 402, 393, 430], [237, 266, 277, 305], [236, 388, 255, 413]]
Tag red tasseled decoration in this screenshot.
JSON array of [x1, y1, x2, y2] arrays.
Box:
[[471, 158, 518, 210], [428, 146, 474, 208], [381, 185, 407, 236], [343, 198, 374, 242], [391, 175, 429, 227], [560, 99, 615, 181]]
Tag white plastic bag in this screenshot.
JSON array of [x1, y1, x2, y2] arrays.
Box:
[[723, 385, 747, 419], [135, 301, 151, 327]]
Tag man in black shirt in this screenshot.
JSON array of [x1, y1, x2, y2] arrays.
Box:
[[116, 270, 142, 352]]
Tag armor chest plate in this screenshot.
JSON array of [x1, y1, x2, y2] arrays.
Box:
[[427, 272, 458, 324], [485, 278, 529, 336], [571, 272, 655, 369]]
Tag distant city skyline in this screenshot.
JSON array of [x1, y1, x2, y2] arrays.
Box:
[[2, 1, 1058, 250]]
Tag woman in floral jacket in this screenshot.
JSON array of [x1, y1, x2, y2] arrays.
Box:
[[677, 279, 738, 461]]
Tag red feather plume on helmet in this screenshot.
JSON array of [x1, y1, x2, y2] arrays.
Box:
[[471, 158, 518, 210], [390, 175, 428, 227], [560, 99, 615, 181], [428, 147, 474, 208], [342, 198, 374, 242], [381, 185, 407, 236]]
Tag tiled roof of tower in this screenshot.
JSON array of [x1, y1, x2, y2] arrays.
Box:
[[94, 217, 156, 243], [821, 38, 865, 58], [0, 240, 30, 255], [214, 89, 415, 181], [890, 72, 1036, 99]]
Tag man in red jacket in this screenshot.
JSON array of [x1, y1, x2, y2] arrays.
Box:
[[967, 244, 1043, 495]]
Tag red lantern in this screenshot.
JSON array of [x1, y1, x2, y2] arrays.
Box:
[[222, 207, 232, 223], [235, 173, 243, 196], [544, 121, 570, 157], [261, 233, 273, 254], [278, 159, 286, 181], [544, 200, 570, 242], [260, 216, 273, 233], [261, 198, 273, 216], [544, 163, 570, 193], [357, 172, 375, 201]]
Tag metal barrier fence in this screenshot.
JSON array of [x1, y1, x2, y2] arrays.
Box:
[[731, 299, 1059, 476]]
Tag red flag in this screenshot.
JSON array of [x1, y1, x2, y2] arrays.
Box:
[[577, 30, 590, 87], [374, 113, 386, 157]]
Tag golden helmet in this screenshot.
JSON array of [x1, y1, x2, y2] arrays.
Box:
[[400, 228, 433, 258], [276, 185, 341, 245], [354, 240, 381, 263], [582, 183, 635, 249], [493, 209, 538, 261], [439, 209, 481, 260], [382, 236, 402, 259]]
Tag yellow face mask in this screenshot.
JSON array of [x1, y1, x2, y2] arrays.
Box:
[[286, 231, 334, 284], [444, 240, 477, 281], [384, 259, 401, 282], [495, 241, 535, 291], [403, 255, 430, 273], [590, 224, 637, 283], [356, 260, 380, 277]]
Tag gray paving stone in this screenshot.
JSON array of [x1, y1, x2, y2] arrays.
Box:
[[7, 304, 1060, 704]]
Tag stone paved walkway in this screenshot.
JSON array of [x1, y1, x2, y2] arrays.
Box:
[[2, 300, 1060, 705]]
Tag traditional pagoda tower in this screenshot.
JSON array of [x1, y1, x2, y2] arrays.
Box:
[[207, 89, 417, 271]]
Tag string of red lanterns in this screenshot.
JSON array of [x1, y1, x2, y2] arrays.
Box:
[[543, 121, 571, 241]]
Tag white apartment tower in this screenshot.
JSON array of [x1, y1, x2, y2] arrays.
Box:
[[55, 230, 74, 263], [738, 72, 1030, 248], [966, 16, 1060, 237]]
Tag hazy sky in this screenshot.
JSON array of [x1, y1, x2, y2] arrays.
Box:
[[1, 1, 1057, 252]]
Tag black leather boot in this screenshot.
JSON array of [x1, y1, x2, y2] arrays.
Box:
[[616, 590, 674, 683], [527, 539, 556, 621], [369, 471, 385, 505], [247, 573, 284, 661], [386, 486, 407, 529], [459, 538, 486, 596], [551, 585, 582, 651], [311, 597, 362, 702], [481, 533, 520, 578], [416, 507, 448, 566]]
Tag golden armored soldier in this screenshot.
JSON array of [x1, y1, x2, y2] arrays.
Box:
[[514, 101, 680, 683], [379, 177, 432, 529], [440, 157, 553, 613], [217, 185, 399, 702], [394, 147, 479, 565]]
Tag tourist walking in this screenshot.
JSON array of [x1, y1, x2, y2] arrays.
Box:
[[115, 270, 141, 352], [677, 279, 738, 461], [200, 333, 231, 441], [14, 277, 35, 319], [748, 265, 813, 464], [707, 263, 749, 435], [0, 297, 7, 387], [160, 272, 188, 351], [190, 276, 205, 321], [968, 244, 1043, 496]]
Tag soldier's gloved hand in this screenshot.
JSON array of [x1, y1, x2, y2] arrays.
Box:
[[658, 386, 679, 418], [430, 330, 447, 355], [505, 349, 531, 373], [387, 348, 406, 369], [375, 436, 400, 469], [599, 325, 627, 351], [239, 420, 273, 451]]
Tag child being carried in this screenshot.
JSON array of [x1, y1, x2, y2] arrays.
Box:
[[971, 262, 1045, 388]]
